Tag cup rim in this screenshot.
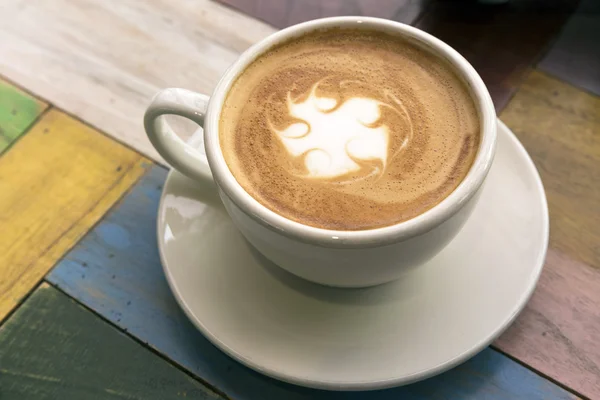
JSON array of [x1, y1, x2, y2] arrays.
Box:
[[204, 16, 497, 249]]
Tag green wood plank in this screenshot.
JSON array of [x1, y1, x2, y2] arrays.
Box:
[[0, 284, 223, 400], [0, 80, 47, 154]]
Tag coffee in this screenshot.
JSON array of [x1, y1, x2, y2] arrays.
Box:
[[219, 28, 480, 230]]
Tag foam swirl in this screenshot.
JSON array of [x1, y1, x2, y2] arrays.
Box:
[[268, 79, 413, 181], [220, 29, 480, 230]]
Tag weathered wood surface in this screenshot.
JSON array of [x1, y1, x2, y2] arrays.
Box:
[[47, 166, 577, 400], [219, 0, 429, 28], [0, 79, 47, 153], [0, 0, 275, 164], [494, 70, 600, 399], [496, 249, 600, 400], [2, 0, 574, 162], [415, 0, 579, 111], [0, 109, 149, 321], [1, 0, 598, 397], [0, 283, 223, 400], [539, 0, 600, 96], [501, 71, 599, 269]]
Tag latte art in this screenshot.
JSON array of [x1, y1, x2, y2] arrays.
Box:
[[220, 28, 480, 230], [269, 80, 413, 181]]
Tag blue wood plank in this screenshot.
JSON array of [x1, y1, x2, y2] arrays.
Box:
[[47, 165, 577, 400]]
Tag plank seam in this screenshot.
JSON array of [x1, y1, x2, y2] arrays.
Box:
[[42, 271, 580, 400], [42, 279, 232, 400], [3, 272, 581, 399], [0, 281, 45, 334], [0, 75, 50, 106], [0, 74, 161, 165], [411, 4, 430, 28], [0, 159, 151, 326], [0, 105, 52, 155], [536, 68, 600, 99], [491, 344, 588, 400]]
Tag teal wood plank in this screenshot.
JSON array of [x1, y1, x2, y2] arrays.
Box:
[[0, 284, 222, 400], [47, 166, 577, 400]]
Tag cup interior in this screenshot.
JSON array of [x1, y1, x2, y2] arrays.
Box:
[[203, 17, 497, 248]]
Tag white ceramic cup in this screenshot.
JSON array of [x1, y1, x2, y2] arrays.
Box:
[[144, 17, 497, 288]]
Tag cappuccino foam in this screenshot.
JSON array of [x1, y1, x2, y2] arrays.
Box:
[[220, 29, 480, 230]]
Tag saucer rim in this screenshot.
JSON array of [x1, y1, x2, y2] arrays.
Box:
[[157, 119, 549, 391]]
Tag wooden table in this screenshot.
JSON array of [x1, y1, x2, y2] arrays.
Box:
[[0, 1, 598, 398]]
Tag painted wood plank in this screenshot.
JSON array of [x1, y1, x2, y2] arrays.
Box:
[[47, 166, 577, 400], [496, 249, 600, 400], [218, 0, 429, 29], [0, 283, 223, 399], [0, 79, 47, 153], [0, 109, 149, 321], [539, 0, 600, 96], [500, 70, 599, 269], [0, 0, 275, 164], [494, 69, 600, 399], [416, 0, 578, 111]]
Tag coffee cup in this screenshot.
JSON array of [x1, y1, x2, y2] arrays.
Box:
[[144, 17, 496, 288]]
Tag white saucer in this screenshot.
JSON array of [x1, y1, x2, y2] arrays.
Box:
[[157, 120, 549, 391]]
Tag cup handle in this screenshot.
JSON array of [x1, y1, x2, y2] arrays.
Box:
[[144, 88, 214, 185]]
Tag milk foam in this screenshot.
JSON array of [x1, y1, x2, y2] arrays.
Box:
[[270, 81, 402, 179], [220, 28, 480, 230]]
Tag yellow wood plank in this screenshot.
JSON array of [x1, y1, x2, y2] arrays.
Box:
[[500, 70, 600, 268], [0, 109, 150, 320], [0, 79, 47, 154]]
